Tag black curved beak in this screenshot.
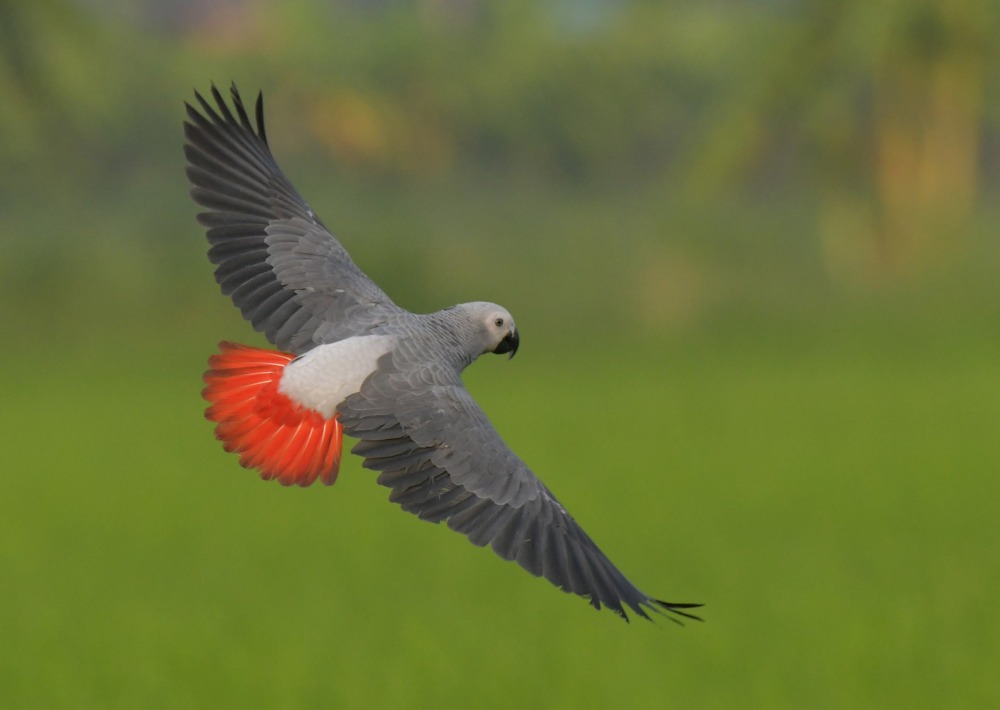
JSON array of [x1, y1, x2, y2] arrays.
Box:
[[493, 328, 520, 359]]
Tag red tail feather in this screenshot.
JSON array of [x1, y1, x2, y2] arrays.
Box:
[[202, 342, 342, 486]]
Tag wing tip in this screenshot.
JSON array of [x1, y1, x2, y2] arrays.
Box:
[[185, 81, 268, 145], [595, 593, 704, 625], [646, 599, 705, 625]]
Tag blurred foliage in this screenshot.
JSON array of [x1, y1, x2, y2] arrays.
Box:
[[2, 0, 1000, 341]]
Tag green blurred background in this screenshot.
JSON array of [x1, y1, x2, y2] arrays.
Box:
[[2, 0, 999, 707]]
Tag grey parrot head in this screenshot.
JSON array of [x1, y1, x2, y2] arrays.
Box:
[[460, 302, 519, 359]]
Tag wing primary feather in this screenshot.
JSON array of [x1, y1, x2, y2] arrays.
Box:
[[651, 601, 704, 623], [210, 83, 237, 125], [185, 105, 271, 175], [186, 163, 267, 203], [254, 91, 268, 145], [185, 134, 273, 188], [461, 502, 512, 547], [227, 268, 277, 302], [191, 188, 276, 219], [580, 560, 615, 614], [184, 140, 271, 190], [543, 522, 573, 592], [246, 284, 292, 331], [514, 516, 546, 577], [271, 308, 314, 349], [446, 497, 500, 544], [229, 83, 257, 136], [497, 501, 537, 560]]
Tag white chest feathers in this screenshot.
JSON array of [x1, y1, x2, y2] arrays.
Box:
[[278, 335, 395, 418]]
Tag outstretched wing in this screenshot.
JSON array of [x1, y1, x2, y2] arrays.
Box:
[[184, 84, 403, 353], [337, 356, 702, 623]]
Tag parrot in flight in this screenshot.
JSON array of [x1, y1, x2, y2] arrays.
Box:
[[184, 84, 701, 623]]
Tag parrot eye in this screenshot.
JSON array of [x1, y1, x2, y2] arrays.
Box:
[[494, 318, 504, 327]]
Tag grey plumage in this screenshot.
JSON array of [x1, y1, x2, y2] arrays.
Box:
[[185, 84, 702, 623]]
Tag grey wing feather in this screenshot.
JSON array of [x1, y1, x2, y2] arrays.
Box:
[[184, 84, 402, 353], [338, 361, 703, 623]]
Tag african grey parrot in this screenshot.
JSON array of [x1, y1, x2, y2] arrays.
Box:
[[184, 84, 701, 623]]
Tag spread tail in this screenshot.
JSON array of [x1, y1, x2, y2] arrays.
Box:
[[202, 342, 342, 486]]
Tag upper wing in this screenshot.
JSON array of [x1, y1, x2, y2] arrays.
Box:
[[337, 357, 702, 623], [184, 84, 403, 353]]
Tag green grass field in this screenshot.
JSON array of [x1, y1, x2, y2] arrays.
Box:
[[2, 323, 997, 708]]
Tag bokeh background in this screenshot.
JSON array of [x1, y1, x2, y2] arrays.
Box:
[[3, 0, 999, 707]]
